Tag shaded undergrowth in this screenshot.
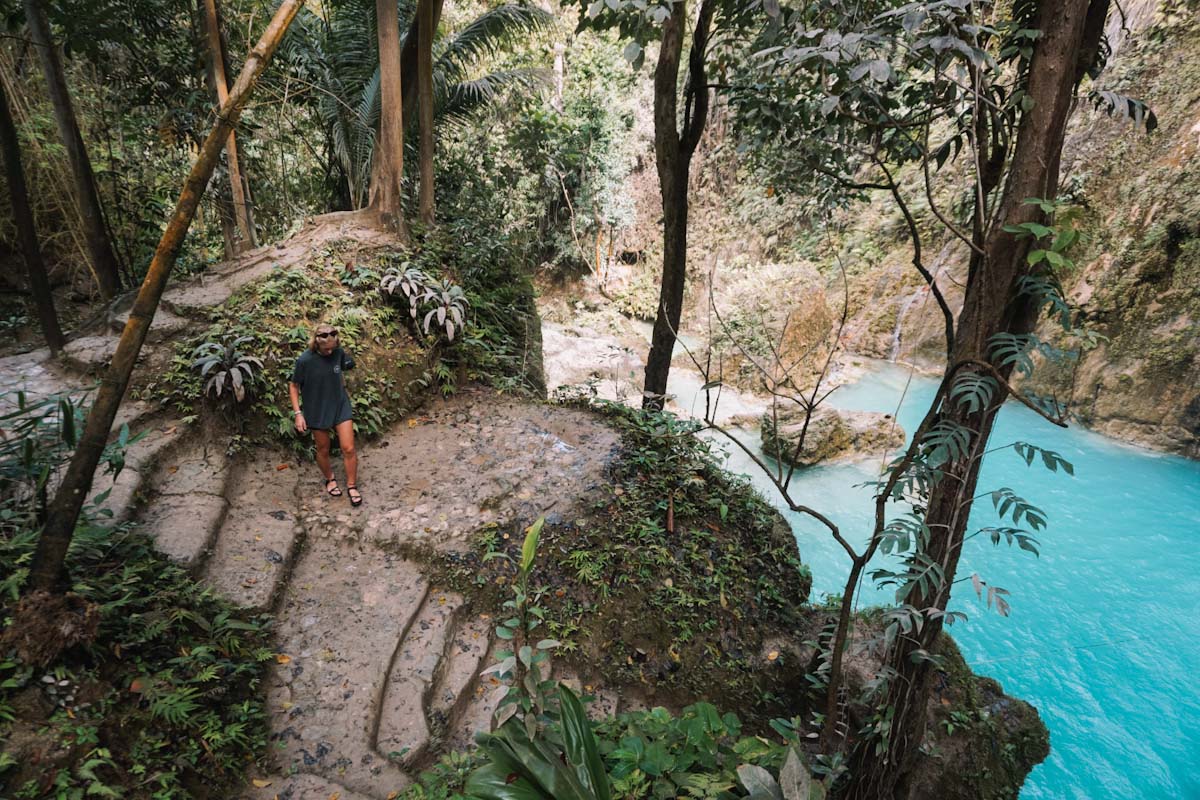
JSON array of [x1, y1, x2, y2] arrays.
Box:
[[0, 523, 273, 799]]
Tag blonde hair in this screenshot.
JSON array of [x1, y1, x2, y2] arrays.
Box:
[[309, 323, 337, 352]]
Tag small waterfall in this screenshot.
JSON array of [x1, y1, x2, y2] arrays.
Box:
[[888, 290, 922, 362]]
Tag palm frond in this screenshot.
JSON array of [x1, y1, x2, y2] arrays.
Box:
[[436, 68, 550, 128], [436, 5, 553, 82]]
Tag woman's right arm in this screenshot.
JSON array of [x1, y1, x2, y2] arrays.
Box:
[[289, 381, 306, 433]]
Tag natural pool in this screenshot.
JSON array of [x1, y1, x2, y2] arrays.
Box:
[[692, 361, 1200, 800]]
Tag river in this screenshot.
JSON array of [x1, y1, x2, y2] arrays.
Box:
[[678, 360, 1200, 800]]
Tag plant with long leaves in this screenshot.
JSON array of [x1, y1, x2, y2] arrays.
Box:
[[191, 336, 264, 403], [467, 684, 611, 800], [0, 393, 136, 525], [380, 263, 432, 319], [480, 517, 562, 739], [381, 267, 468, 342]]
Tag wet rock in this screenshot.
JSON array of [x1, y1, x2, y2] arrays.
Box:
[[264, 544, 425, 795], [376, 592, 464, 767], [235, 772, 379, 800], [760, 406, 905, 467], [204, 453, 303, 611], [542, 322, 644, 403], [429, 615, 491, 724], [61, 335, 119, 373], [140, 493, 228, 567]]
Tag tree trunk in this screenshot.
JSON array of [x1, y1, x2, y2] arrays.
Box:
[[200, 0, 258, 253], [27, 0, 304, 593], [23, 0, 122, 299], [0, 78, 64, 354], [552, 42, 565, 112], [845, 2, 1109, 797], [416, 0, 435, 225], [642, 0, 714, 410], [401, 0, 444, 131], [368, 0, 409, 236]]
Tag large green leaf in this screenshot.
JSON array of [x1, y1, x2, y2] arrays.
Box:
[[559, 685, 611, 800], [520, 517, 544, 575], [473, 718, 595, 800], [465, 762, 553, 800]]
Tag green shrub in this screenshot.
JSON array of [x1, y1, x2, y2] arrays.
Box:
[[0, 398, 271, 799]]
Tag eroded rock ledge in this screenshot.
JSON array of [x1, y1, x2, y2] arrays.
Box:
[[761, 406, 906, 467]]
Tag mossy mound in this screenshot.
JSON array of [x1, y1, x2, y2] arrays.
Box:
[[433, 400, 815, 726], [905, 636, 1050, 800], [140, 222, 545, 454]]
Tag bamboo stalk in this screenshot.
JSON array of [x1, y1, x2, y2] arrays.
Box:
[[28, 0, 305, 592]]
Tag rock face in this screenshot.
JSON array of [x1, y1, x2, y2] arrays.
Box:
[[760, 406, 905, 467], [838, 628, 1049, 800], [542, 321, 644, 403], [904, 637, 1051, 800]]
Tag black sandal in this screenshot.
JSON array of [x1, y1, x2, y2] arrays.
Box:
[[347, 485, 363, 507], [325, 478, 342, 497]]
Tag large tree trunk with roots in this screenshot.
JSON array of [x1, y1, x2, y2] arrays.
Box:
[[26, 0, 304, 593], [23, 0, 123, 299], [0, 78, 64, 354], [416, 0, 435, 225], [368, 0, 410, 237], [845, 1, 1110, 797], [642, 0, 713, 410], [200, 0, 258, 254]]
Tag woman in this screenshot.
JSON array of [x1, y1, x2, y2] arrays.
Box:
[[288, 323, 362, 506]]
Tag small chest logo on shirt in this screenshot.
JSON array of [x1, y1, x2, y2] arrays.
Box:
[[333, 366, 341, 374]]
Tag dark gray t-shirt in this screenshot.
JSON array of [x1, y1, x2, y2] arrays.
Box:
[[290, 347, 355, 430]]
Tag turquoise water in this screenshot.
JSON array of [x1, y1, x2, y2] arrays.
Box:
[[710, 362, 1200, 799]]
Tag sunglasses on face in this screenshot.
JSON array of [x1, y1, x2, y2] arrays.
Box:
[[316, 331, 339, 339]]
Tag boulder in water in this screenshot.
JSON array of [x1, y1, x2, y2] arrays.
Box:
[[760, 406, 904, 467]]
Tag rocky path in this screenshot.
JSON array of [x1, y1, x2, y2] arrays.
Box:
[[122, 390, 622, 800]]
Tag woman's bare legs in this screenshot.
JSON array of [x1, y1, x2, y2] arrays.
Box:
[[313, 429, 337, 490], [335, 420, 358, 499]]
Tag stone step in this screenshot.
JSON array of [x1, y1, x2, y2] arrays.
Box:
[[60, 335, 120, 374], [0, 349, 87, 412], [446, 637, 509, 751], [132, 439, 231, 568], [108, 307, 191, 342], [375, 590, 464, 768], [265, 541, 426, 796], [93, 418, 188, 523], [428, 614, 491, 731], [204, 456, 303, 611]]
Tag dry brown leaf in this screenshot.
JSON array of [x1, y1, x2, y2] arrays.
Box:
[[252, 779, 273, 788], [767, 651, 780, 662], [276, 463, 290, 471], [276, 654, 292, 664]]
